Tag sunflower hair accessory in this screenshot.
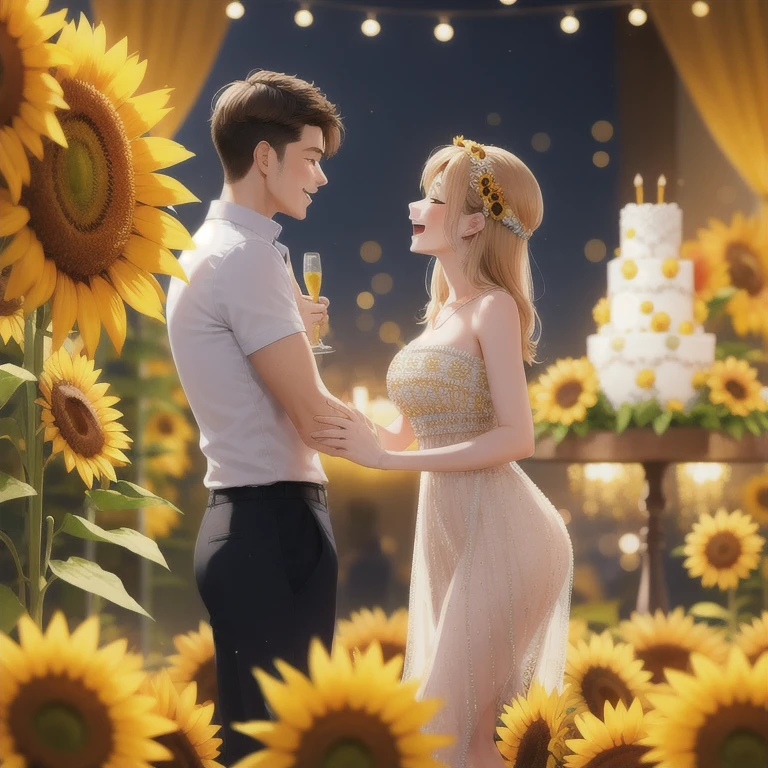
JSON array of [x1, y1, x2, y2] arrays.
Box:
[[453, 136, 532, 241]]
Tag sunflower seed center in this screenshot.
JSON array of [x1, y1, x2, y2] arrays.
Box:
[[158, 414, 174, 435], [580, 668, 632, 719], [556, 380, 583, 409], [0, 264, 23, 315], [24, 77, 135, 281], [322, 740, 376, 768], [582, 743, 650, 768], [696, 704, 768, 768], [724, 379, 747, 401], [704, 531, 741, 569], [756, 488, 768, 510], [33, 703, 88, 753], [515, 718, 551, 768], [725, 242, 765, 296], [154, 729, 206, 768], [51, 382, 106, 458], [637, 645, 691, 684], [0, 19, 24, 127]]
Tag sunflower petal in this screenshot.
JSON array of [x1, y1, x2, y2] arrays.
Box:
[[21, 40, 72, 69], [75, 280, 102, 358], [131, 136, 194, 173], [17, 7, 67, 48], [107, 258, 166, 322], [0, 132, 23, 203], [89, 274, 127, 355], [119, 89, 172, 140], [51, 272, 79, 350], [19, 101, 67, 147], [122, 236, 189, 283], [4, 231, 43, 299], [22, 256, 57, 314], [135, 172, 200, 207], [0, 199, 30, 237], [11, 114, 44, 159], [132, 204, 195, 250], [0, 226, 32, 270]]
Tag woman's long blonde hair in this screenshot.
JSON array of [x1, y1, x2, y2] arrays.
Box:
[[418, 143, 543, 365]]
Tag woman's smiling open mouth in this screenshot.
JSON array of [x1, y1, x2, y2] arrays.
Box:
[[412, 223, 425, 235]]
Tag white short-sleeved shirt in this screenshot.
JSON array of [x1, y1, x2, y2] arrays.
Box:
[[165, 200, 327, 489]]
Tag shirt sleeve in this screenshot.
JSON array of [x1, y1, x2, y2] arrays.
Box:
[[213, 240, 305, 356]]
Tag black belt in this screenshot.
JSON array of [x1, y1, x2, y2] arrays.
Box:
[[209, 481, 327, 506]]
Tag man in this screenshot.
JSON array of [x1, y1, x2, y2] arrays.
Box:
[[166, 70, 354, 765]]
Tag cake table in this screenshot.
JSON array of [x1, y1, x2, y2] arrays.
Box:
[[532, 428, 768, 614]]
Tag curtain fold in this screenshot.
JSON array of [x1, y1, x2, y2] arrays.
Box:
[[649, 0, 768, 205], [90, 0, 231, 139]]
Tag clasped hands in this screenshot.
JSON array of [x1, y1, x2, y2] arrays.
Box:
[[311, 399, 387, 469]]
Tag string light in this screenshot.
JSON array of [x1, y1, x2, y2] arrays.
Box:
[[225, 1, 244, 19], [361, 13, 381, 36], [560, 11, 580, 33], [691, 1, 710, 17], [434, 17, 454, 42], [295, 6, 314, 26], [628, 5, 647, 25]]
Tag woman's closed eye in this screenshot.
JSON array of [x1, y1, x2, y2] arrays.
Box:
[[430, 198, 445, 205]]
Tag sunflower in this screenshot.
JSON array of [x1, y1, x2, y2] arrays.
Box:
[[681, 238, 730, 302], [734, 611, 768, 665], [141, 668, 224, 768], [147, 441, 191, 479], [743, 471, 768, 527], [0, 0, 70, 204], [617, 607, 730, 684], [565, 632, 652, 719], [145, 356, 188, 408], [496, 681, 576, 768], [230, 638, 454, 768], [0, 611, 177, 768], [3, 14, 197, 359], [683, 507, 765, 591], [563, 698, 650, 768], [167, 620, 218, 710], [706, 356, 767, 417], [640, 646, 768, 768], [36, 346, 132, 488], [335, 607, 408, 665], [144, 406, 194, 450], [0, 265, 24, 347], [530, 357, 599, 427], [140, 476, 181, 540]]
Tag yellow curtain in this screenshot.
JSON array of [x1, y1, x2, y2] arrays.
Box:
[[649, 0, 768, 203], [91, 0, 231, 139]]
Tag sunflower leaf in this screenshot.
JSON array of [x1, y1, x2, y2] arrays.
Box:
[[48, 557, 152, 618], [723, 419, 745, 440], [743, 414, 764, 437], [688, 601, 730, 622], [571, 420, 590, 437], [59, 513, 170, 569], [652, 411, 673, 435], [669, 545, 686, 558], [86, 480, 182, 514], [0, 364, 36, 410], [0, 471, 37, 504], [633, 399, 662, 427], [0, 584, 25, 634], [616, 403, 633, 433], [551, 423, 569, 444]]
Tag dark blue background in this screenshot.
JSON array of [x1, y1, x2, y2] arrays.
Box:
[[57, 0, 623, 383]]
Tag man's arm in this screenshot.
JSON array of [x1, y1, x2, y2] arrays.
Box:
[[247, 331, 351, 451]]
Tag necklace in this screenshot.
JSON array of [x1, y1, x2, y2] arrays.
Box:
[[431, 286, 498, 330]]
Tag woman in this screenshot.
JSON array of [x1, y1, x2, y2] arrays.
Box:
[[312, 137, 573, 767]]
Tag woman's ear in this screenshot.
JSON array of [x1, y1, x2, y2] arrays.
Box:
[[461, 212, 486, 239]]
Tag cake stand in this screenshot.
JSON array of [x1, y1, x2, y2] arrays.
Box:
[[532, 428, 768, 614]]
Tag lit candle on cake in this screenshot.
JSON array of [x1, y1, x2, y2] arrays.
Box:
[[634, 173, 643, 204], [657, 174, 666, 203]]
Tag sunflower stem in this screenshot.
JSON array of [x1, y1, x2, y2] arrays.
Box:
[[23, 307, 46, 626], [0, 530, 27, 603]]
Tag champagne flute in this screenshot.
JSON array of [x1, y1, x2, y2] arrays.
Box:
[[303, 252, 334, 355]]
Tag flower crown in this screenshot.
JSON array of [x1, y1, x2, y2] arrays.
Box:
[[453, 136, 532, 241]]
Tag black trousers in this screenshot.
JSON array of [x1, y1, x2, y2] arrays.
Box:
[[193, 481, 338, 766]]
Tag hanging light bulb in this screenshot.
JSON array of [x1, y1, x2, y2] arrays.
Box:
[[225, 1, 245, 19], [361, 14, 381, 37], [499, 0, 518, 5], [434, 17, 454, 42], [628, 5, 648, 25], [560, 11, 580, 33], [295, 6, 314, 27], [691, 1, 710, 16]]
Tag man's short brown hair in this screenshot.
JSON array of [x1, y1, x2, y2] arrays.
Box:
[[210, 70, 344, 182]]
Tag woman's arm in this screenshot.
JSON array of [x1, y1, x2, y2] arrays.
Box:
[[374, 413, 417, 453], [312, 291, 536, 471]]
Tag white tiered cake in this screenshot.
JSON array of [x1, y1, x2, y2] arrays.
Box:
[[586, 199, 716, 410]]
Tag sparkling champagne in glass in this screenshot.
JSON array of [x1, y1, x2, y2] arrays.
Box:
[[303, 252, 333, 354]]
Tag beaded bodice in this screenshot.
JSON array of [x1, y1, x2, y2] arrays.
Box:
[[386, 344, 497, 442]]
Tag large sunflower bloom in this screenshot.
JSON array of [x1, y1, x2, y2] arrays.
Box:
[[530, 357, 599, 426], [734, 611, 768, 666], [617, 607, 730, 684], [0, 265, 24, 347], [141, 669, 224, 768], [166, 620, 218, 711], [565, 632, 653, 719], [706, 356, 767, 417], [639, 647, 768, 768], [335, 607, 408, 665], [495, 681, 576, 768], [683, 507, 765, 591], [0, 611, 177, 768], [564, 698, 650, 768], [138, 476, 182, 540], [230, 638, 454, 768], [37, 346, 132, 488], [0, 0, 70, 203], [3, 14, 197, 358], [742, 471, 768, 527]]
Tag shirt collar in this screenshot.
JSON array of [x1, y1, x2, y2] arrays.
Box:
[[205, 200, 283, 243]]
